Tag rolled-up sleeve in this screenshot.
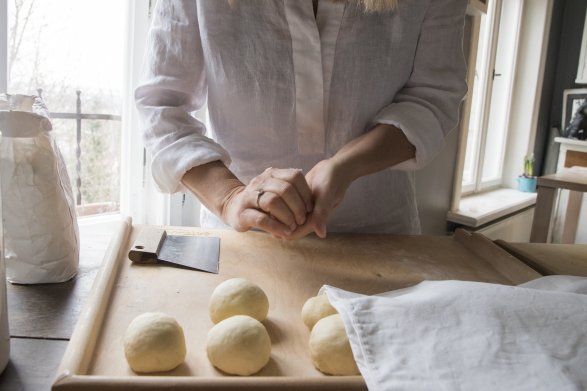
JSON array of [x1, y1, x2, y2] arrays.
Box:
[[135, 0, 230, 193], [374, 0, 468, 170]]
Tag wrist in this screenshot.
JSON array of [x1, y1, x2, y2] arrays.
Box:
[[219, 184, 245, 225], [326, 155, 355, 190], [181, 161, 245, 219]]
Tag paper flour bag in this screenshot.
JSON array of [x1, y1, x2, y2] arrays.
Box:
[[0, 94, 79, 284]]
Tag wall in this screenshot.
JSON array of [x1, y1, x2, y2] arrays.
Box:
[[416, 129, 459, 235], [477, 208, 535, 242]]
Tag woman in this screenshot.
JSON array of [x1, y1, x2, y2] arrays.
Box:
[[136, 0, 467, 239]]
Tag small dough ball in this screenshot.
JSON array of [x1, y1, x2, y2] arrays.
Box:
[[309, 314, 360, 376], [123, 312, 186, 373], [209, 278, 269, 323], [302, 294, 337, 330], [206, 315, 271, 376]]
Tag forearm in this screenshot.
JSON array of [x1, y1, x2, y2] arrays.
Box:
[[294, 124, 415, 239], [331, 124, 416, 184], [181, 161, 244, 220]]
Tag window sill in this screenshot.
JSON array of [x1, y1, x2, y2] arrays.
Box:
[[447, 188, 536, 228]]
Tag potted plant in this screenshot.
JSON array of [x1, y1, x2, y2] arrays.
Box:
[[517, 154, 537, 192]]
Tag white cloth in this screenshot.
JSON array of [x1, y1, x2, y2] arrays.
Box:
[[324, 276, 587, 391], [135, 0, 468, 234]]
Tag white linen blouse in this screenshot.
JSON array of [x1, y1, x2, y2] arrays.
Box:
[[135, 0, 468, 234]]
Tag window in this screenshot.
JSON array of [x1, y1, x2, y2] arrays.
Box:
[[449, 0, 554, 229], [0, 3, 6, 93], [462, 0, 524, 195], [5, 0, 125, 216]]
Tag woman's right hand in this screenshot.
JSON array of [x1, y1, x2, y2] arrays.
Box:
[[220, 167, 314, 238]]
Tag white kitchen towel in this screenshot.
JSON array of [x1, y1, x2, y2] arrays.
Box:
[[518, 275, 587, 294], [323, 276, 587, 391]]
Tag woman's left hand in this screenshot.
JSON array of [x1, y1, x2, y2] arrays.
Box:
[[285, 158, 352, 240], [284, 124, 416, 240]]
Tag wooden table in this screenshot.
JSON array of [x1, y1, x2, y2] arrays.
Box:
[[530, 170, 587, 243], [0, 218, 583, 390], [0, 219, 118, 391]]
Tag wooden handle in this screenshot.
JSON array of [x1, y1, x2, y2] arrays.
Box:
[[55, 216, 132, 379], [128, 227, 167, 264]]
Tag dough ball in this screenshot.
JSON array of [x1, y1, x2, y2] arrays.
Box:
[[123, 312, 186, 373], [309, 314, 360, 376], [302, 294, 337, 330], [209, 278, 269, 324], [206, 315, 271, 376]]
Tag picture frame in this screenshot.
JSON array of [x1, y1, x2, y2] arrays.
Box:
[[562, 88, 587, 137]]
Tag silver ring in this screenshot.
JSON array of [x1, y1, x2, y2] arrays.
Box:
[[256, 190, 265, 210]]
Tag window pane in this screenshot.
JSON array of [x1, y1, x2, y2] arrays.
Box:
[[8, 0, 124, 215], [481, 0, 522, 184], [462, 13, 490, 188]]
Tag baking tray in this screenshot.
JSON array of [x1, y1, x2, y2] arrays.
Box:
[[495, 240, 587, 277], [53, 217, 540, 390]]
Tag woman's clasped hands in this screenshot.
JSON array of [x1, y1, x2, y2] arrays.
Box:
[[221, 159, 351, 240]]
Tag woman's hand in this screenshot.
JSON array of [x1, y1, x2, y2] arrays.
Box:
[[221, 167, 314, 238], [285, 158, 352, 240], [285, 124, 416, 240]]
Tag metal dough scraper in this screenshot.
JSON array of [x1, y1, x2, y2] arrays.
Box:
[[128, 227, 220, 273]]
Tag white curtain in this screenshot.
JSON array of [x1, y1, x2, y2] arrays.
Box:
[[120, 0, 170, 225], [121, 0, 202, 227], [0, 0, 8, 93]]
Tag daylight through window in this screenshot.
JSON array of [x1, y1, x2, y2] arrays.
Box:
[[7, 0, 125, 216]]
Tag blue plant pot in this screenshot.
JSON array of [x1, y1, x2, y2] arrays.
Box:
[[517, 176, 537, 193]]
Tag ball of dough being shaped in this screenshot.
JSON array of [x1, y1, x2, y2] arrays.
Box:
[[309, 314, 360, 376], [302, 294, 338, 330], [123, 312, 186, 373], [209, 278, 269, 324], [206, 315, 271, 376]]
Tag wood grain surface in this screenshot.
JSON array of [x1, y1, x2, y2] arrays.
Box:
[[54, 224, 540, 390], [7, 221, 117, 339], [0, 338, 68, 391], [0, 219, 119, 391]]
